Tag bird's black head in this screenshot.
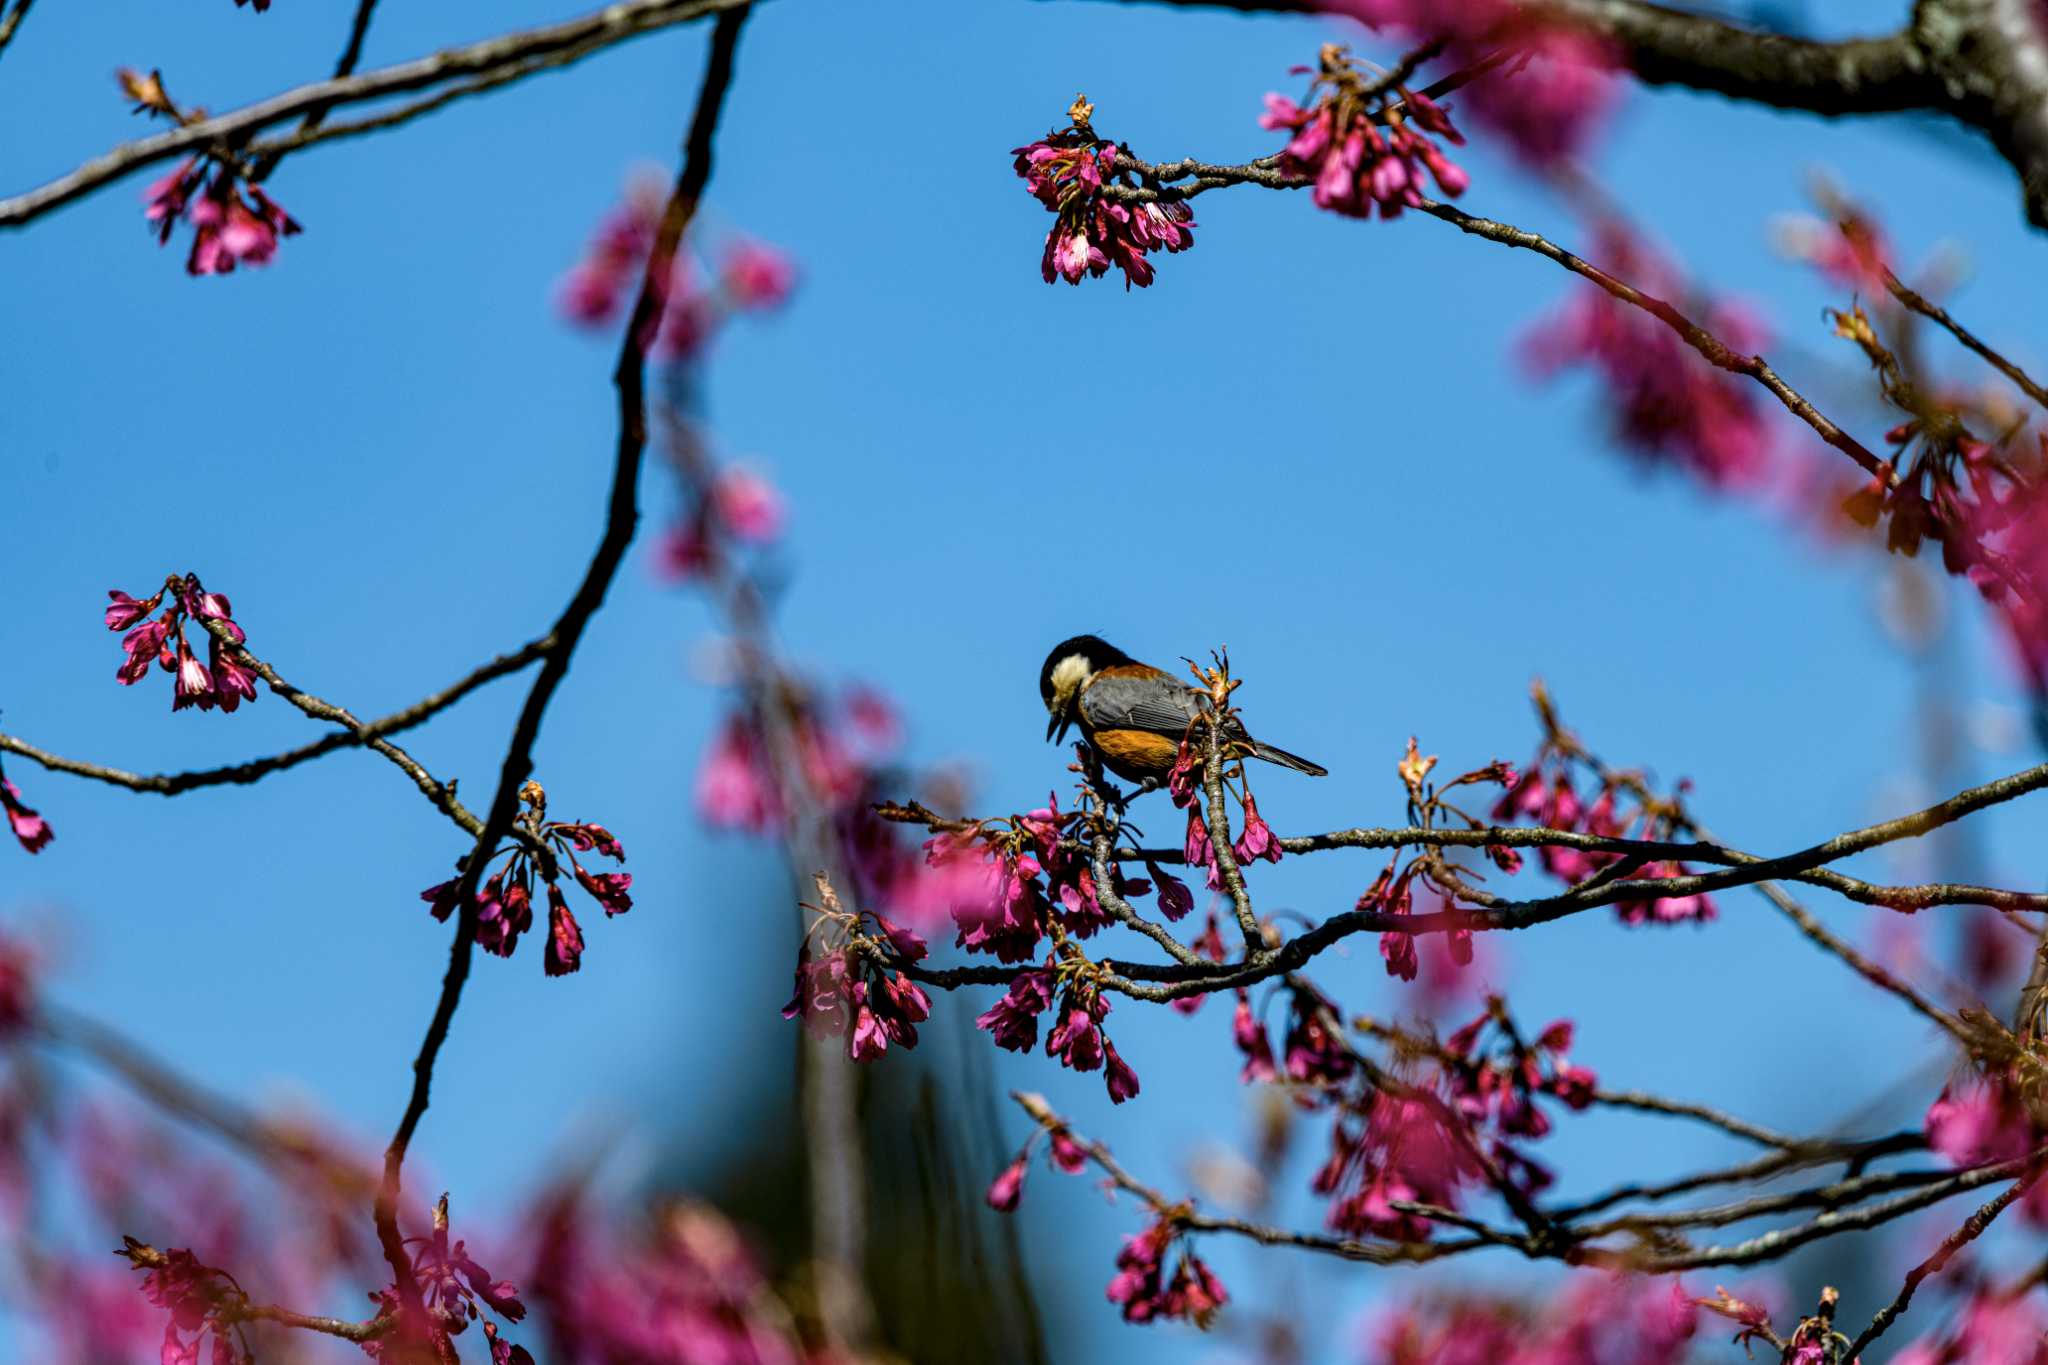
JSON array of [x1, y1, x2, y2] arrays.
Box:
[[1040, 635, 1132, 742]]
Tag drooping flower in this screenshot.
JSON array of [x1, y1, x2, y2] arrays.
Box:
[[1106, 1219, 1227, 1327], [975, 967, 1055, 1052], [0, 776, 52, 855], [363, 1198, 534, 1362], [985, 1153, 1029, 1211], [1232, 791, 1283, 865], [710, 465, 785, 543], [141, 158, 299, 276], [720, 239, 796, 310], [1261, 49, 1469, 222]]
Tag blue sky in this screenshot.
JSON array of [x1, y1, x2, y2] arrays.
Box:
[[5, 0, 2046, 1358]]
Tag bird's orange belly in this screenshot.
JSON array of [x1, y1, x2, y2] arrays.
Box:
[[1089, 727, 1181, 781]]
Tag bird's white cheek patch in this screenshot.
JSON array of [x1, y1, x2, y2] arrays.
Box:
[[1049, 655, 1091, 699]]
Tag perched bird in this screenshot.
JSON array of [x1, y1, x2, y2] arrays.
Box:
[[1038, 634, 1328, 787]]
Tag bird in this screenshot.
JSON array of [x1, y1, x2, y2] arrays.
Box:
[[1038, 634, 1328, 789]]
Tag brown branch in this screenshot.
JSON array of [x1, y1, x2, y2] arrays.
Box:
[[194, 618, 484, 837], [0, 632, 548, 799], [1845, 1168, 2040, 1357], [0, 0, 33, 66], [245, 33, 615, 168], [0, 0, 748, 229], [1112, 821, 2048, 914], [368, 0, 750, 1318]]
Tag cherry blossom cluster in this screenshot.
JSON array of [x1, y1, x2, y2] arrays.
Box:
[[366, 1198, 533, 1365], [1012, 95, 1196, 288], [555, 172, 794, 355], [920, 790, 1172, 964], [696, 684, 897, 834], [1367, 1273, 1696, 1363], [0, 762, 51, 855], [782, 877, 933, 1062], [1260, 43, 1471, 220], [523, 1185, 818, 1363], [985, 1128, 1228, 1328], [1925, 1069, 2048, 1223], [1320, 2, 1618, 169], [979, 958, 1142, 1103], [1821, 299, 2048, 689], [104, 573, 259, 714], [1520, 223, 1774, 489], [119, 1240, 255, 1365], [1496, 698, 1718, 925], [420, 781, 631, 977], [1349, 740, 1512, 979], [120, 68, 299, 276], [1264, 999, 1590, 1240]]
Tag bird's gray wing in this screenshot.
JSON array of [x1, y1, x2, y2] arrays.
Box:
[[1077, 673, 1212, 738]]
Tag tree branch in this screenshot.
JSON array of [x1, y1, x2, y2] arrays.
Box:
[[368, 0, 750, 1316], [0, 632, 548, 800], [0, 0, 749, 229]]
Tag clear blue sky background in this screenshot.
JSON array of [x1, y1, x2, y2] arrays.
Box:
[[5, 0, 2046, 1359]]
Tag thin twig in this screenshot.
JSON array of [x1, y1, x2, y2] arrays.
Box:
[[1885, 269, 2048, 412], [194, 618, 484, 836], [0, 632, 548, 798], [39, 1004, 378, 1203], [1845, 1169, 2039, 1357]]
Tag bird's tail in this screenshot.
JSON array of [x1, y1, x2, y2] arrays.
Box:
[[1246, 740, 1328, 777]]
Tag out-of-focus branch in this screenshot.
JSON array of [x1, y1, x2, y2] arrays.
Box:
[[1884, 268, 2048, 412], [1413, 198, 1894, 484], [0, 632, 549, 800], [38, 1003, 379, 1204], [0, 0, 750, 229], [369, 1, 750, 1323]]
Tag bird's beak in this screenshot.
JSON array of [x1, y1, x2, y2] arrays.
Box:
[[1047, 692, 1077, 744]]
